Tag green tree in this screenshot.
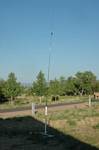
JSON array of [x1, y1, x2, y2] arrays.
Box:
[[0, 79, 6, 102], [32, 71, 47, 96], [49, 78, 60, 96], [65, 77, 77, 95], [59, 76, 66, 95], [94, 80, 99, 92], [75, 71, 96, 95], [4, 72, 22, 102]]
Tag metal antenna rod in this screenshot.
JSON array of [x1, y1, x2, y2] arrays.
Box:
[[44, 32, 53, 135], [48, 32, 53, 84]]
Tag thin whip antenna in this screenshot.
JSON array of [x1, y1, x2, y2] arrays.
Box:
[[44, 32, 54, 135], [47, 32, 53, 84]]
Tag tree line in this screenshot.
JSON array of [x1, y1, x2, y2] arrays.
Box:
[[0, 71, 99, 103], [0, 73, 22, 103], [31, 71, 99, 97]]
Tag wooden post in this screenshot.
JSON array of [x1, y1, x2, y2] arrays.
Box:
[[89, 95, 91, 107]]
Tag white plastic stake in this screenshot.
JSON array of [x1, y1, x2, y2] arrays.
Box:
[[32, 103, 35, 115], [44, 106, 48, 135], [45, 106, 48, 116]]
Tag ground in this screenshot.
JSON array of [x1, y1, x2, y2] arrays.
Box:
[[0, 102, 99, 150]]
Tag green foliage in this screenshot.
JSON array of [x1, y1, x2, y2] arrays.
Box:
[[75, 71, 96, 95], [31, 70, 97, 97], [24, 86, 33, 96], [0, 70, 98, 104], [3, 72, 22, 101], [49, 78, 60, 95], [59, 76, 66, 95], [32, 71, 47, 96], [65, 77, 77, 95], [0, 79, 7, 102], [94, 80, 99, 92]]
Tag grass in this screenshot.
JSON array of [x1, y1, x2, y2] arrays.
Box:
[[0, 106, 99, 149], [36, 105, 99, 121], [35, 105, 99, 148], [0, 95, 89, 109], [93, 123, 99, 129]]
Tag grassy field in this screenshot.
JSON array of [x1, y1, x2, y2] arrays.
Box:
[[0, 95, 88, 109], [0, 105, 99, 149], [37, 105, 99, 147]]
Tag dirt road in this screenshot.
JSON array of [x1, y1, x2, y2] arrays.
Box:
[[0, 101, 88, 118]]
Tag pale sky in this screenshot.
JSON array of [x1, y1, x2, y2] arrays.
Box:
[[0, 0, 99, 82]]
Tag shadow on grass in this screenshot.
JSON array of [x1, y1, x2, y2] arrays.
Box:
[[0, 116, 98, 150]]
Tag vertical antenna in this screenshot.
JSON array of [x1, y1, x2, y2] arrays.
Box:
[[44, 32, 53, 135], [48, 32, 53, 86]]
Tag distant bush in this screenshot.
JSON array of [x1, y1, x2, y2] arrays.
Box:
[[0, 92, 8, 103], [51, 95, 59, 101]]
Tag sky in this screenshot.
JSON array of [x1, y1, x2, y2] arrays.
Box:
[[0, 0, 99, 83]]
